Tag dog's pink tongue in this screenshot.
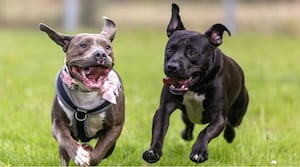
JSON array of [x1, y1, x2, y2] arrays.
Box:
[[85, 67, 109, 79], [163, 77, 189, 89], [163, 77, 177, 86]]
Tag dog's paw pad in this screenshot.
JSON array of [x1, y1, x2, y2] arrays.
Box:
[[74, 146, 90, 166], [142, 150, 160, 163], [190, 152, 208, 163]]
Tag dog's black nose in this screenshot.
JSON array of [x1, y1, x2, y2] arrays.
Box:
[[93, 51, 107, 60], [167, 62, 179, 73]]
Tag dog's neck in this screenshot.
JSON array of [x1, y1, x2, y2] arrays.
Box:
[[68, 89, 104, 110]]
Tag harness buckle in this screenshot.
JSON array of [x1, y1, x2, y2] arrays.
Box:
[[75, 109, 88, 121]]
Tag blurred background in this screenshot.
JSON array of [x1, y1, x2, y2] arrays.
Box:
[[1, 0, 300, 165], [0, 0, 299, 35]]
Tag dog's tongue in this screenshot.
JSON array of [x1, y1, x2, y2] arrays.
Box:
[[71, 66, 111, 90], [163, 77, 177, 86], [163, 77, 189, 87], [163, 77, 190, 95], [81, 67, 110, 80]]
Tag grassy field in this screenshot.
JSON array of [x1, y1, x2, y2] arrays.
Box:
[[0, 28, 300, 166]]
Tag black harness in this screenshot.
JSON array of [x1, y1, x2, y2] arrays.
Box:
[[55, 69, 112, 142]]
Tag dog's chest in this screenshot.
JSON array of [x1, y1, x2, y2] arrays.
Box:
[[182, 91, 205, 124], [58, 91, 107, 138], [70, 91, 103, 110]]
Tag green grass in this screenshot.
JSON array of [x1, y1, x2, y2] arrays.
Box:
[[0, 28, 300, 166]]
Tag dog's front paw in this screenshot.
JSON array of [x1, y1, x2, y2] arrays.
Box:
[[142, 149, 161, 163], [190, 151, 208, 163], [74, 146, 91, 166]]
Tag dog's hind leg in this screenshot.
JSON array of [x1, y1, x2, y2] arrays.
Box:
[[181, 108, 194, 141], [224, 86, 249, 142], [229, 86, 249, 127], [59, 146, 70, 166], [223, 121, 235, 143]]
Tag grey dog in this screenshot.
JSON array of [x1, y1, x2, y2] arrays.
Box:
[[39, 17, 125, 166]]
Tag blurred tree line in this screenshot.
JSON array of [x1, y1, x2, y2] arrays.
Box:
[[0, 0, 299, 35]]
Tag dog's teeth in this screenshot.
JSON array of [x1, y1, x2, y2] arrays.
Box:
[[83, 67, 90, 73], [81, 71, 87, 78]]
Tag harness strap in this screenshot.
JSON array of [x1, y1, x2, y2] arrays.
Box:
[[55, 69, 112, 142]]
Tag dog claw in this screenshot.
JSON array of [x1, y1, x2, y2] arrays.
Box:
[[142, 150, 160, 163], [190, 152, 208, 163]]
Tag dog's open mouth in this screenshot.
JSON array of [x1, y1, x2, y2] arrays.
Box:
[[163, 77, 192, 95], [71, 65, 111, 90]]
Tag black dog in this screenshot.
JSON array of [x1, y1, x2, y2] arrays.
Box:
[[143, 3, 249, 163]]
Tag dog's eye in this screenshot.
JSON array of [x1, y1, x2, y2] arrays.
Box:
[[105, 45, 111, 50], [79, 43, 87, 49], [166, 48, 172, 54], [188, 50, 198, 57]]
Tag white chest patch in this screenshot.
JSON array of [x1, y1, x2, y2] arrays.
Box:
[[57, 98, 106, 138], [182, 91, 205, 124], [70, 91, 103, 110], [85, 112, 106, 138]]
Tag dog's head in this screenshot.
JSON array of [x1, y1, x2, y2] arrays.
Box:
[[163, 4, 231, 95], [39, 17, 117, 90]]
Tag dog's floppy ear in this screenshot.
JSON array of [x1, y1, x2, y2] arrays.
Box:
[[39, 23, 73, 52], [205, 23, 231, 47], [166, 3, 185, 37], [100, 16, 117, 42]]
